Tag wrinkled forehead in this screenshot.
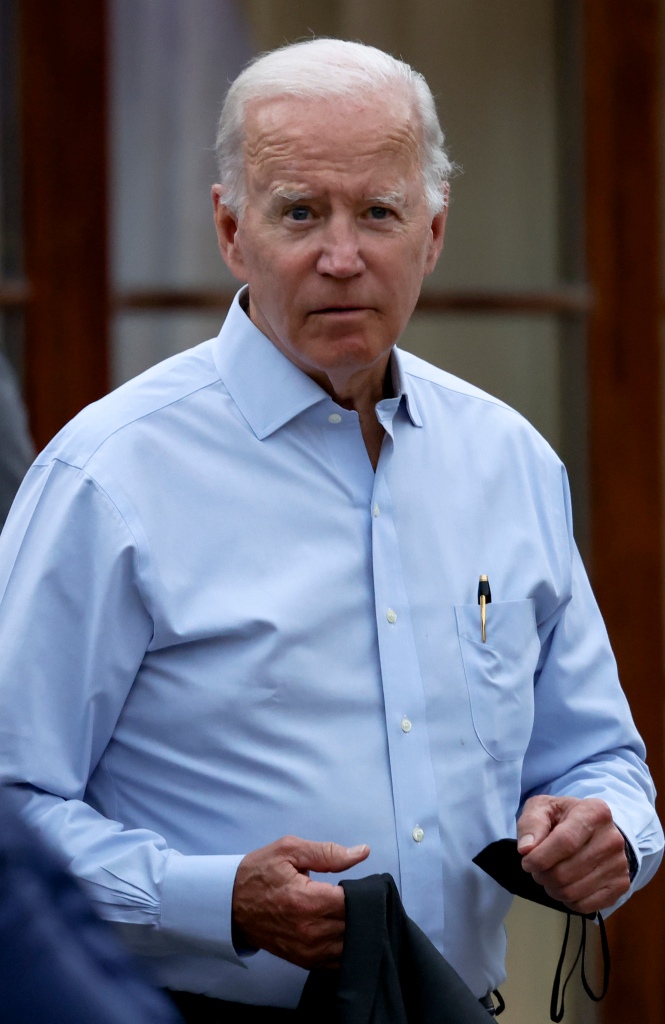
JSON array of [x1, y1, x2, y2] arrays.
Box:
[[242, 89, 424, 189]]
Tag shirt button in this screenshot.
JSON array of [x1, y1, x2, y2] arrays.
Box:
[[386, 608, 397, 624], [328, 413, 342, 424], [373, 503, 380, 517], [401, 718, 412, 733], [412, 826, 425, 843]]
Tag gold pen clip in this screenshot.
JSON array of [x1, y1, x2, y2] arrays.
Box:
[[477, 575, 492, 643]]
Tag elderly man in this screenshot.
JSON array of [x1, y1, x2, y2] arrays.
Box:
[[0, 38, 661, 1022]]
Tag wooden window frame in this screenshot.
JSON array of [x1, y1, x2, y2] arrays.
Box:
[[5, 4, 664, 1021]]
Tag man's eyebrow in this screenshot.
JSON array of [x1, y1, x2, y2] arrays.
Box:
[[269, 188, 409, 208], [366, 191, 410, 210], [270, 187, 313, 204]]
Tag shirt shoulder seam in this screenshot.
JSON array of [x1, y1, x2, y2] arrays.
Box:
[[404, 366, 514, 413], [403, 365, 562, 458], [48, 375, 223, 472]]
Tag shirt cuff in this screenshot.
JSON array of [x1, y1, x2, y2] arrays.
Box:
[[599, 815, 654, 917], [615, 825, 639, 881], [160, 851, 247, 964]]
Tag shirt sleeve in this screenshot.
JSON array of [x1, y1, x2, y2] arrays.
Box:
[[521, 472, 663, 906], [0, 458, 245, 962]]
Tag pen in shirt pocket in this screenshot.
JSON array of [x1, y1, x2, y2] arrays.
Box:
[[477, 575, 491, 642]]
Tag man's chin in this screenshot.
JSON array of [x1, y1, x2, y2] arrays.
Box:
[[307, 335, 389, 367], [296, 342, 395, 393]]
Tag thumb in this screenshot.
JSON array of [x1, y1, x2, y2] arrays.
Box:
[[517, 795, 560, 854], [290, 839, 370, 874]]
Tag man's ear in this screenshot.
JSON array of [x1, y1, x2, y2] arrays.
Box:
[[424, 182, 449, 276], [212, 185, 246, 281]]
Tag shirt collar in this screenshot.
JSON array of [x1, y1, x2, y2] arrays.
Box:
[[212, 287, 422, 438], [389, 347, 423, 428]]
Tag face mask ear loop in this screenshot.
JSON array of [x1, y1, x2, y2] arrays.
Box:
[[549, 911, 583, 1022], [580, 912, 610, 1002], [549, 911, 610, 1022], [491, 989, 506, 1016]]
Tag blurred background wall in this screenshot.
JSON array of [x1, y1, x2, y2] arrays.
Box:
[[0, 2, 663, 1022]]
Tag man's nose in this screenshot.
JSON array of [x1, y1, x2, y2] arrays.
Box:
[[316, 218, 365, 277]]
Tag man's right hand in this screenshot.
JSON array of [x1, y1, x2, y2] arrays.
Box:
[[231, 835, 370, 969]]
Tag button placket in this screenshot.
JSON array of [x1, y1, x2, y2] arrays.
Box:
[[370, 444, 445, 947]]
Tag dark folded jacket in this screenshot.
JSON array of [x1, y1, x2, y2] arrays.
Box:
[[298, 874, 490, 1024]]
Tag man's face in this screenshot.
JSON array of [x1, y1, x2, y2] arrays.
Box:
[[213, 90, 447, 390]]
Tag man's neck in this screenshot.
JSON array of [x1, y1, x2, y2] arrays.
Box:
[[321, 361, 394, 472], [239, 291, 393, 469]]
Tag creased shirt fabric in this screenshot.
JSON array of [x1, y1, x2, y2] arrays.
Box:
[[0, 289, 661, 1006]]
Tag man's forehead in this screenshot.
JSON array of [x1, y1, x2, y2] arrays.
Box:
[[242, 91, 423, 189], [243, 89, 419, 150]]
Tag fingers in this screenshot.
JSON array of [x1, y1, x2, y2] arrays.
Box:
[[517, 796, 631, 913], [516, 794, 562, 854], [528, 824, 628, 907], [231, 835, 369, 969], [290, 837, 370, 874], [519, 796, 614, 871]]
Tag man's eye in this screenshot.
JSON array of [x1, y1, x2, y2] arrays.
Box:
[[368, 206, 391, 220], [287, 206, 311, 222]]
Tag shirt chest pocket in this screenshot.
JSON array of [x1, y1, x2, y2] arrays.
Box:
[[454, 599, 540, 761]]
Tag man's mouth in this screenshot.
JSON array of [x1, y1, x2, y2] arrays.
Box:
[[309, 306, 368, 315]]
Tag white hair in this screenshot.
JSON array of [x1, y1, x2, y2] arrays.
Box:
[[215, 38, 452, 218]]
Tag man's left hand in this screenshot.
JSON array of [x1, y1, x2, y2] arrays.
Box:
[[517, 795, 631, 914]]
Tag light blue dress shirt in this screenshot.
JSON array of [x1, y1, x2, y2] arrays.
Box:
[[0, 290, 661, 1005]]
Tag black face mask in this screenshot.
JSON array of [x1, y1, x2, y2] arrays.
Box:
[[473, 839, 610, 1022]]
